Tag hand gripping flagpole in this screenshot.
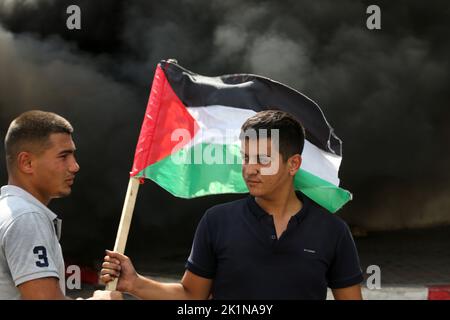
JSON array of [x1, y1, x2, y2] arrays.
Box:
[[103, 61, 167, 291], [105, 176, 140, 291]]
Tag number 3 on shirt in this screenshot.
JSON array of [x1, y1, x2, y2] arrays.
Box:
[[33, 246, 49, 267]]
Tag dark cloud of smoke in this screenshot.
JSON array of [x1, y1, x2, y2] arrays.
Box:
[[0, 0, 449, 263]]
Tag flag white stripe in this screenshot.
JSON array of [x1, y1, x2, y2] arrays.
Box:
[[186, 106, 341, 186]]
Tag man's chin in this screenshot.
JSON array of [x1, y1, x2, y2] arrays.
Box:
[[247, 188, 264, 197], [55, 189, 72, 198]]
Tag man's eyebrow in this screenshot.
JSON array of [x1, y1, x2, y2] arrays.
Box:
[[58, 148, 76, 155]]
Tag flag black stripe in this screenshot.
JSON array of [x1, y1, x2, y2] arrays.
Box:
[[161, 60, 342, 156]]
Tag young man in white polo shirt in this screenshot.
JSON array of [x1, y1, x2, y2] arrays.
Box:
[[0, 110, 122, 300], [0, 110, 80, 299]]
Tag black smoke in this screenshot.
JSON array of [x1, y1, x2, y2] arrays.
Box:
[[1, 0, 449, 266]]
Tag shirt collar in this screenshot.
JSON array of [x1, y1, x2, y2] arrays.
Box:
[[247, 191, 310, 224], [0, 185, 59, 222]]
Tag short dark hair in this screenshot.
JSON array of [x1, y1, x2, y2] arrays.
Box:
[[240, 110, 305, 161], [4, 110, 73, 170]]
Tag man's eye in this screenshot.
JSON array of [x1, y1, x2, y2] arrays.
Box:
[[258, 156, 271, 165]]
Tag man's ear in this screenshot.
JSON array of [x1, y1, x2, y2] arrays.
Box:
[[16, 151, 34, 174], [288, 154, 302, 176]]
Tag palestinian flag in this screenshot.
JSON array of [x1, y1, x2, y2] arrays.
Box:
[[131, 60, 351, 213]]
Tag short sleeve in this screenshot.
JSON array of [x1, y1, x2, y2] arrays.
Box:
[[327, 222, 364, 289], [3, 213, 60, 287], [185, 211, 216, 279]]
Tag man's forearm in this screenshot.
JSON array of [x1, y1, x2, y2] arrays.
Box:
[[332, 284, 363, 300], [129, 275, 193, 300]]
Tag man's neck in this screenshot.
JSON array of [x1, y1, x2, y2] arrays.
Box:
[[255, 185, 302, 220], [8, 176, 50, 206]]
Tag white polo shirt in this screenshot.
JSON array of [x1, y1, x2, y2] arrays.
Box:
[[0, 185, 65, 299]]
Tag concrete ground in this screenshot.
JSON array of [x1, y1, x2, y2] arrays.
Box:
[[356, 225, 450, 286], [68, 225, 450, 300], [351, 225, 450, 300]]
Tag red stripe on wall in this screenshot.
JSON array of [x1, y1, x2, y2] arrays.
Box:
[[428, 285, 450, 300]]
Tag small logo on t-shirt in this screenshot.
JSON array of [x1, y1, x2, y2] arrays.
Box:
[[303, 248, 316, 254]]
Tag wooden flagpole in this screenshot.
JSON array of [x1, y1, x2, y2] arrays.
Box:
[[105, 176, 140, 291]]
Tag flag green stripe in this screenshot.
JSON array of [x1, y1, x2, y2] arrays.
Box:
[[295, 170, 352, 213], [136, 143, 351, 213]]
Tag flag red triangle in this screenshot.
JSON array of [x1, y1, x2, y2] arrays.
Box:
[[131, 64, 198, 176]]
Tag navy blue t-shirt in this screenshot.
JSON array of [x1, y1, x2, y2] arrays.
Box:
[[186, 192, 363, 300]]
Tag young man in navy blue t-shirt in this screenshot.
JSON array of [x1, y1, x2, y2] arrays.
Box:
[[101, 110, 363, 300]]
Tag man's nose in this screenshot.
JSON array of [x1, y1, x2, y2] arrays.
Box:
[[244, 163, 259, 176], [70, 158, 80, 173]]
